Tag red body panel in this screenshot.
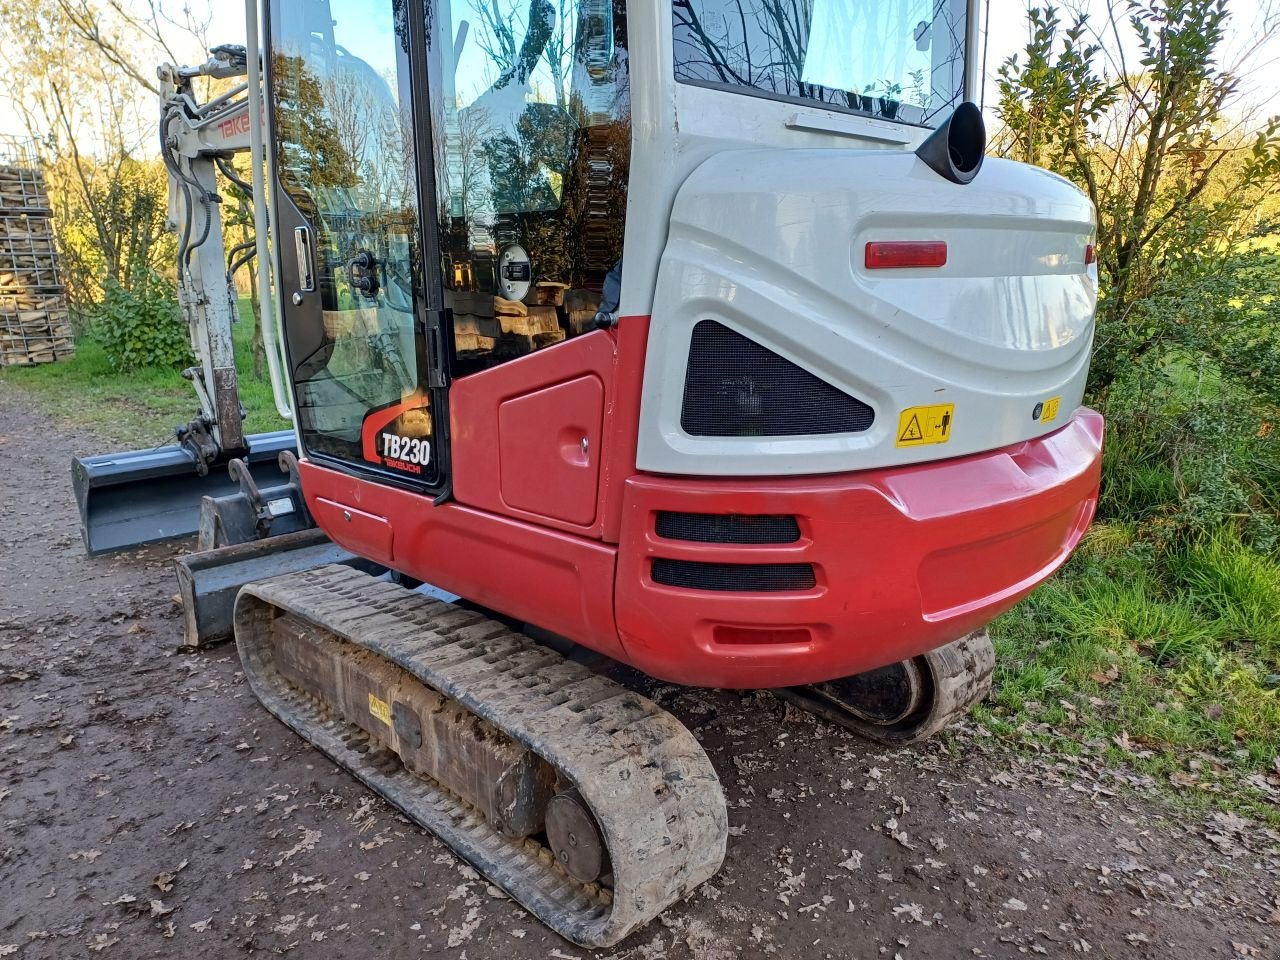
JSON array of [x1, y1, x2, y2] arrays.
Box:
[[300, 381, 1102, 688], [301, 461, 625, 658], [497, 373, 605, 527], [614, 409, 1103, 687], [451, 330, 619, 538]]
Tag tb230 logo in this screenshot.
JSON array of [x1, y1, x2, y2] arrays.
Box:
[[381, 433, 430, 472]]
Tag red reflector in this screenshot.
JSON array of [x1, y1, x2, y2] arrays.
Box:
[[865, 241, 948, 269], [711, 625, 813, 647], [1085, 243, 1096, 265]]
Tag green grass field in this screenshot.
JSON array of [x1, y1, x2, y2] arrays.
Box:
[[0, 299, 290, 449]]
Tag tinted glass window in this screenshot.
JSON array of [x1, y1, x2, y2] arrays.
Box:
[[673, 0, 967, 127], [428, 1, 631, 374], [272, 0, 436, 481]]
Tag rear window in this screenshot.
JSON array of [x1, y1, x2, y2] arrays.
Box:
[[672, 0, 968, 127]]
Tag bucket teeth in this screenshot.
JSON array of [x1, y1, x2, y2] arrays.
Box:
[[234, 565, 727, 948]]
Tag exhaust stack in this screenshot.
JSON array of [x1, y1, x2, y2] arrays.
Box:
[[915, 102, 986, 185]]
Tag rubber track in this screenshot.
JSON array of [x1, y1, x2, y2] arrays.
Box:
[[779, 631, 995, 746], [234, 565, 727, 947]]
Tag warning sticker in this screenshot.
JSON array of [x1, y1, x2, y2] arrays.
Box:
[[1039, 396, 1062, 424], [896, 403, 955, 447], [368, 693, 392, 727]]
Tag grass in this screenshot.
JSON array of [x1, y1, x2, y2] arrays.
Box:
[[0, 298, 290, 449], [985, 522, 1280, 824]]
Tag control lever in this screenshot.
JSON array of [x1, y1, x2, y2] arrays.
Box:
[[348, 249, 380, 299]]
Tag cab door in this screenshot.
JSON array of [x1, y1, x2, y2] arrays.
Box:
[[266, 0, 449, 491]]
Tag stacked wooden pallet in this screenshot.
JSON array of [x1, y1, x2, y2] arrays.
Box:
[[0, 163, 73, 366]]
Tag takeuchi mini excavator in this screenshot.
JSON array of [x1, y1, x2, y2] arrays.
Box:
[[79, 0, 1104, 946]]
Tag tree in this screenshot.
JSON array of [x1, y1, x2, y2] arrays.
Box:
[[0, 1, 210, 313], [995, 1, 1280, 398]]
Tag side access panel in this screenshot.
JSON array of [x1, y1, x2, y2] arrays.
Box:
[[498, 374, 604, 527], [451, 331, 617, 538]]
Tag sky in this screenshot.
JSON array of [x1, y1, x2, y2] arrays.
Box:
[[1, 0, 1277, 147], [197, 0, 1279, 114]]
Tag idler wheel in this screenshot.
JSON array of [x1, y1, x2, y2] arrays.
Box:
[[807, 659, 925, 725], [546, 789, 609, 884]]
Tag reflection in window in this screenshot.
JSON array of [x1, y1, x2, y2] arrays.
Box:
[[272, 0, 435, 480], [673, 0, 967, 126], [430, 1, 631, 374]]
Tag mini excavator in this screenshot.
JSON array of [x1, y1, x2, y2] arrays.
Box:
[[72, 0, 1103, 946]]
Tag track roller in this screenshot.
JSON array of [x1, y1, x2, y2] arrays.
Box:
[[233, 565, 726, 948], [779, 631, 995, 746]]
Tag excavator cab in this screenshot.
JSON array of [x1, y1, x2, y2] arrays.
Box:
[[268, 0, 635, 488]]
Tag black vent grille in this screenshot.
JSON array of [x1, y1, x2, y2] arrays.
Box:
[[656, 511, 801, 544], [651, 559, 816, 592], [681, 320, 875, 437]]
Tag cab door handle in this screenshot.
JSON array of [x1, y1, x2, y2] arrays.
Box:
[[294, 225, 315, 292]]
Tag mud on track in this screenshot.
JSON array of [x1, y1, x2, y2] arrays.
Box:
[[1, 381, 1278, 960]]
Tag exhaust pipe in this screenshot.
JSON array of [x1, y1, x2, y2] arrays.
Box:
[[915, 102, 986, 185]]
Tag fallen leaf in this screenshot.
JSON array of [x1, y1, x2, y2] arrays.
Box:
[[1091, 664, 1119, 686], [190, 918, 212, 933], [87, 934, 119, 952], [153, 859, 189, 893], [1002, 898, 1028, 912], [838, 850, 863, 871], [70, 849, 102, 863], [149, 900, 173, 917], [893, 903, 924, 923]]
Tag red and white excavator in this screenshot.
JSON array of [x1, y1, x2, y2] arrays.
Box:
[[72, 0, 1103, 946]]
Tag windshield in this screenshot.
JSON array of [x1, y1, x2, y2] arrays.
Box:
[[673, 0, 968, 127]]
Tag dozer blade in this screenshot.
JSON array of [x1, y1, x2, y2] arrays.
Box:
[[72, 430, 296, 556], [173, 528, 385, 649], [235, 565, 727, 948]]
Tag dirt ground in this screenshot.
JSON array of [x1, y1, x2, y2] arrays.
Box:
[[2, 382, 1279, 960]]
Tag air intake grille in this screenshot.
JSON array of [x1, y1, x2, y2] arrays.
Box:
[[680, 320, 875, 437], [651, 559, 816, 592], [655, 511, 801, 544]]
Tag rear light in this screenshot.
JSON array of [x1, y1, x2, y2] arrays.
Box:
[[1085, 243, 1096, 266], [711, 625, 813, 647], [865, 241, 948, 269]]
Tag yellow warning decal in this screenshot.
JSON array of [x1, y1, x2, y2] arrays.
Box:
[[368, 693, 392, 726], [1039, 396, 1062, 423], [896, 403, 955, 447]]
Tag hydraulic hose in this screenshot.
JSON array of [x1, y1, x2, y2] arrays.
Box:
[[246, 0, 294, 421]]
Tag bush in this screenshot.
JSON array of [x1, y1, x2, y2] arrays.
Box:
[[91, 270, 192, 371], [1099, 365, 1280, 552]]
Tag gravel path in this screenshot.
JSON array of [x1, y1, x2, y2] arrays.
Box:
[[2, 381, 1277, 959]]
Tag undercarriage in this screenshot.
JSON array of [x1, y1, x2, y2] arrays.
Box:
[[235, 564, 995, 946]]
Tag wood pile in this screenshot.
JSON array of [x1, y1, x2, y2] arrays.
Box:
[[0, 163, 73, 366]]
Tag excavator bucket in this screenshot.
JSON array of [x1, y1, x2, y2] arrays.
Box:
[[71, 430, 297, 556], [174, 527, 384, 648]]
